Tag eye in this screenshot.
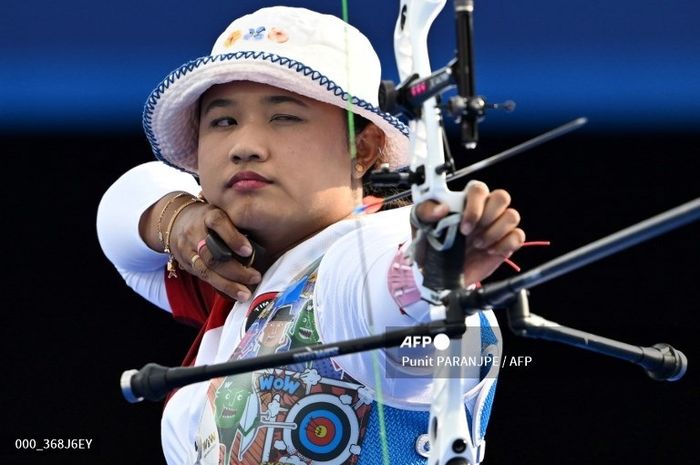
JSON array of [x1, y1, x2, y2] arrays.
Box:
[[211, 117, 237, 128], [271, 114, 302, 123]]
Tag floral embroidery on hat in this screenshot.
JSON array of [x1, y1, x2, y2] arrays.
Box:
[[267, 27, 288, 43], [223, 30, 242, 48], [244, 26, 266, 40]]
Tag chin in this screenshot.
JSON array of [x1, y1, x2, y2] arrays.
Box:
[[230, 202, 287, 234], [229, 210, 267, 234]]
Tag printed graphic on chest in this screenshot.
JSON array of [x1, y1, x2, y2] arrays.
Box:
[[202, 259, 375, 464], [208, 368, 373, 465]]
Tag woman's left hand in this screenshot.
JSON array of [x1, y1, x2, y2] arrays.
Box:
[[413, 180, 525, 286]]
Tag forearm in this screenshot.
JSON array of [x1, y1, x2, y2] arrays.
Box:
[[96, 161, 200, 272]]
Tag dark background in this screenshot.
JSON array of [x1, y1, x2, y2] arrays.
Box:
[[2, 1, 698, 464]]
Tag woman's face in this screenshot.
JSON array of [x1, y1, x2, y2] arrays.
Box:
[[197, 81, 359, 255]]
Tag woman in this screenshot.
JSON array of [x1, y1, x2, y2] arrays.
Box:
[[97, 6, 524, 464]]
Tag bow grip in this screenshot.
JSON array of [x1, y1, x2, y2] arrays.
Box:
[[423, 222, 466, 291], [411, 206, 466, 291]]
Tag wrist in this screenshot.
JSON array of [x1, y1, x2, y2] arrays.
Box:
[[157, 193, 206, 278], [156, 192, 200, 250]]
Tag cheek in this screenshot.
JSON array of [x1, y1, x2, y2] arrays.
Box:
[[278, 135, 351, 184], [302, 130, 352, 179], [196, 161, 222, 205], [284, 151, 352, 197], [197, 139, 218, 171], [196, 139, 227, 191]]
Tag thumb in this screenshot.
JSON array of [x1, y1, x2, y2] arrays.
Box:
[[416, 200, 449, 223]]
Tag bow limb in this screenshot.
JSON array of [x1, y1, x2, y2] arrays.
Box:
[[396, 0, 464, 211]]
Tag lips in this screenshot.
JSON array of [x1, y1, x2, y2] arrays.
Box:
[[227, 171, 272, 191]]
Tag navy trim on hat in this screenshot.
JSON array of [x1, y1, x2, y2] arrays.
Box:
[[143, 51, 409, 172]]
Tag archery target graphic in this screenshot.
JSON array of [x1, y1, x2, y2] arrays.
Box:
[[283, 393, 359, 463]]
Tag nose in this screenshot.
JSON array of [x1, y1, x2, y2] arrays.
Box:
[[227, 125, 270, 163], [230, 149, 266, 163]]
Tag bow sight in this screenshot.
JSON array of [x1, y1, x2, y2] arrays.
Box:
[[378, 0, 514, 151]]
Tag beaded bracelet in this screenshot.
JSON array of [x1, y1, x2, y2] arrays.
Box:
[[163, 196, 205, 278]]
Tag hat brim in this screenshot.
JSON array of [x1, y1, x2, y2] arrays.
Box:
[[143, 51, 409, 175]]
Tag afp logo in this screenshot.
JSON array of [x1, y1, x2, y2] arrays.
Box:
[[400, 333, 451, 351]]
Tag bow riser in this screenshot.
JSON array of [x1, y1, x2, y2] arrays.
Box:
[[395, 1, 477, 463]]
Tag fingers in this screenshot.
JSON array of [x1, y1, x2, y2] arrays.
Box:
[[484, 227, 526, 258], [459, 181, 521, 248], [414, 181, 521, 251], [412, 180, 525, 284], [478, 189, 511, 229], [188, 252, 211, 283], [461, 180, 490, 235], [169, 204, 261, 300], [179, 245, 261, 301], [194, 256, 258, 301], [197, 241, 262, 285], [473, 207, 522, 251], [461, 182, 511, 235], [203, 209, 254, 257]]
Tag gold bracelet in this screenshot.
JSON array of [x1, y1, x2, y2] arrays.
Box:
[[163, 196, 205, 278], [156, 192, 191, 249]]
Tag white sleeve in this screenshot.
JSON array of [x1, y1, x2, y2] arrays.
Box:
[[315, 208, 485, 409], [96, 161, 200, 311], [317, 207, 420, 331], [315, 209, 434, 408]]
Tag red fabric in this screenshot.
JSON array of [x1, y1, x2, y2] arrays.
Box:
[[163, 270, 237, 404], [164, 269, 235, 367], [165, 269, 216, 327]]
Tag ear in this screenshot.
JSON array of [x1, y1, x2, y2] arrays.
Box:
[[353, 123, 386, 179]]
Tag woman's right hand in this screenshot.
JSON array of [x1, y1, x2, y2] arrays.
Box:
[[142, 192, 262, 300]]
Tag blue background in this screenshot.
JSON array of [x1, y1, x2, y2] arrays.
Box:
[[2, 0, 699, 133]]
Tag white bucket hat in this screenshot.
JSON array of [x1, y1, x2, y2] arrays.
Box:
[[143, 6, 409, 175]]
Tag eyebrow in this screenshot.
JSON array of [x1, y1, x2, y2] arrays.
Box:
[[264, 95, 309, 108], [201, 95, 309, 116], [201, 99, 232, 116]]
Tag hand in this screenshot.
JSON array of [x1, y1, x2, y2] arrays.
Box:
[[159, 196, 262, 300], [414, 180, 525, 286]]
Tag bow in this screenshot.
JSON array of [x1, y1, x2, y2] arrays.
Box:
[[365, 3, 694, 465], [374, 1, 489, 463]]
